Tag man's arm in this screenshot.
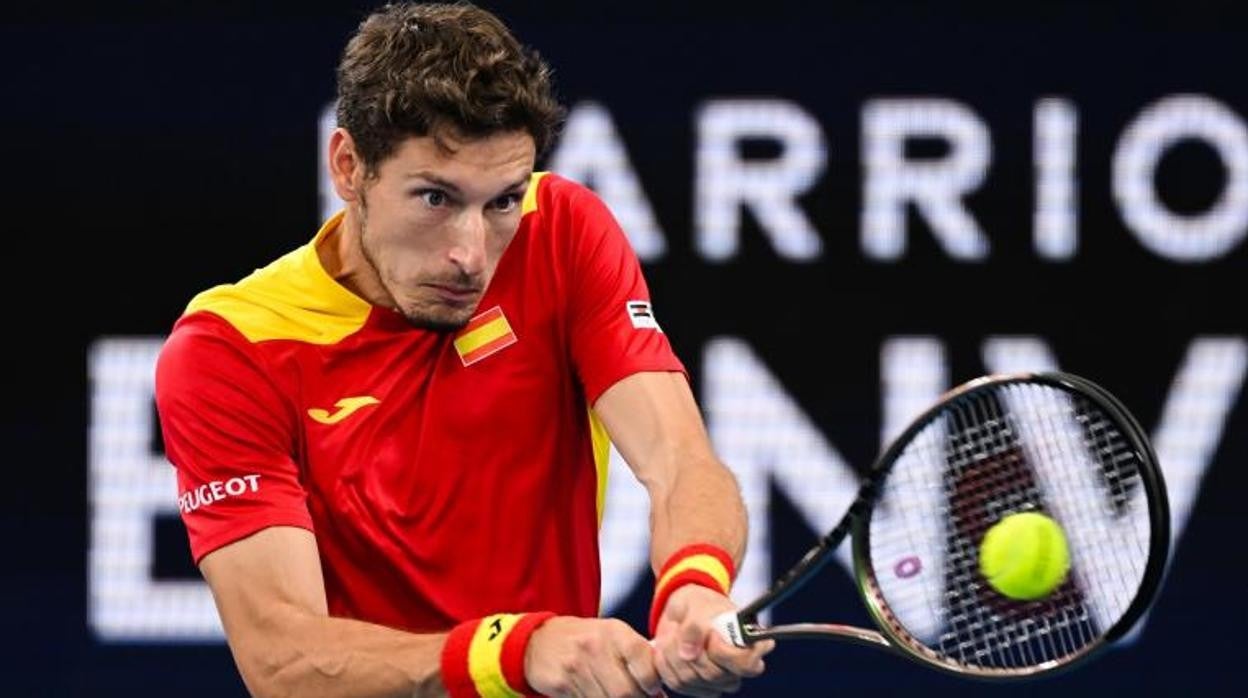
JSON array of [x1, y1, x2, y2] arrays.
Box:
[[200, 526, 446, 698], [201, 526, 663, 698], [593, 371, 771, 697], [592, 372, 745, 571]]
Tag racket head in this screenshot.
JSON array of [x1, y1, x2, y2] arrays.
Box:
[[851, 372, 1169, 679]]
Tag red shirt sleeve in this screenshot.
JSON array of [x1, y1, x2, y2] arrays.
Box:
[[154, 314, 313, 564], [561, 181, 687, 403]]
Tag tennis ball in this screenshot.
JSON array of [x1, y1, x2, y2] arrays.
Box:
[[978, 511, 1070, 601]]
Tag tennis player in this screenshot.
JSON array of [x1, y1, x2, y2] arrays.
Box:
[[155, 3, 771, 696]]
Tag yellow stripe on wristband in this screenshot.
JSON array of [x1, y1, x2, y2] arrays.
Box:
[[467, 613, 524, 698], [656, 553, 732, 594]]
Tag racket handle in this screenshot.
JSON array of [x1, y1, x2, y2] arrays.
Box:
[[712, 611, 748, 648]]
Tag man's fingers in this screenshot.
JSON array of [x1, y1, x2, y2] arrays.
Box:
[[742, 639, 775, 676], [622, 639, 663, 696], [687, 651, 740, 690], [672, 598, 707, 661], [653, 640, 680, 688], [655, 639, 732, 698], [656, 640, 704, 690], [568, 663, 606, 698], [705, 632, 768, 677], [593, 658, 653, 698], [655, 643, 712, 697]]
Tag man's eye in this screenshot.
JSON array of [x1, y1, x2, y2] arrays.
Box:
[[418, 190, 447, 207], [493, 194, 522, 212]]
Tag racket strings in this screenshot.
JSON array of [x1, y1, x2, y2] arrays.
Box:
[[866, 383, 1153, 673], [953, 394, 1093, 674], [1022, 389, 1150, 639], [938, 393, 1096, 669]]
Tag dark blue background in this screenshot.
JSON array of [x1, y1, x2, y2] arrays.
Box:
[[6, 1, 1245, 695]]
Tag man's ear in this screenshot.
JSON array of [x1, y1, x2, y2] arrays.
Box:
[[328, 128, 365, 203]]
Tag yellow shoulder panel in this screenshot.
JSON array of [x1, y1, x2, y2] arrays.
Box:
[[185, 212, 373, 344], [522, 171, 548, 216]]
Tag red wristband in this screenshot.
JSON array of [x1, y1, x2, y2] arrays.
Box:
[[648, 544, 736, 635], [500, 611, 555, 694], [440, 612, 556, 698], [441, 619, 480, 698]]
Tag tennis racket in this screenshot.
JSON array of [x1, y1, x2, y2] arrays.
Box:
[[713, 371, 1170, 679]]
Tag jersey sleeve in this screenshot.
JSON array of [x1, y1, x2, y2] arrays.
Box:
[[562, 183, 687, 404], [155, 314, 313, 564]]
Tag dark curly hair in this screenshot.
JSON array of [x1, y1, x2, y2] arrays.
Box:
[[336, 2, 565, 174]]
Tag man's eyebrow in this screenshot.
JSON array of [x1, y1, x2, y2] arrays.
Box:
[[403, 172, 531, 197], [499, 175, 531, 194], [404, 171, 463, 194]]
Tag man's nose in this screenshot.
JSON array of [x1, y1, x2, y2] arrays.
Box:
[[447, 212, 487, 277]]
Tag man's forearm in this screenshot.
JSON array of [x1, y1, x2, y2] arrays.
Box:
[[235, 609, 447, 698], [647, 453, 748, 570]]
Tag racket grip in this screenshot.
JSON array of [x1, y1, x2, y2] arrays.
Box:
[[712, 611, 748, 648]]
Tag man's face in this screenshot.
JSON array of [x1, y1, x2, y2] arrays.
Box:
[[356, 130, 536, 331]]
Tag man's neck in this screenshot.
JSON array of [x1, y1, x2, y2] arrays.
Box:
[[316, 207, 395, 309]]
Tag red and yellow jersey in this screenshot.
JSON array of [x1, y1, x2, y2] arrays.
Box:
[[155, 173, 685, 632]]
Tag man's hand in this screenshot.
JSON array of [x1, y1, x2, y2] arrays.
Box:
[[651, 586, 774, 698], [525, 616, 664, 697]]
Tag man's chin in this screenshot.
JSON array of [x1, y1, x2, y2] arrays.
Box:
[[399, 304, 475, 332]]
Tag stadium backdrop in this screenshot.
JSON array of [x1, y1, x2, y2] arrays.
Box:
[[6, 1, 1245, 695]]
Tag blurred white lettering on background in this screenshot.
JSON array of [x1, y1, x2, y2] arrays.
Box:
[[322, 94, 1248, 264]]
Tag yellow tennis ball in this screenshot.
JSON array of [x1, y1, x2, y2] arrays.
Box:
[[978, 512, 1070, 600]]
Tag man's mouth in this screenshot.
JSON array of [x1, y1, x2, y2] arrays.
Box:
[[425, 283, 480, 304]]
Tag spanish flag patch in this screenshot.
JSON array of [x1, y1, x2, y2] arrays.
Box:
[[453, 306, 518, 367]]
